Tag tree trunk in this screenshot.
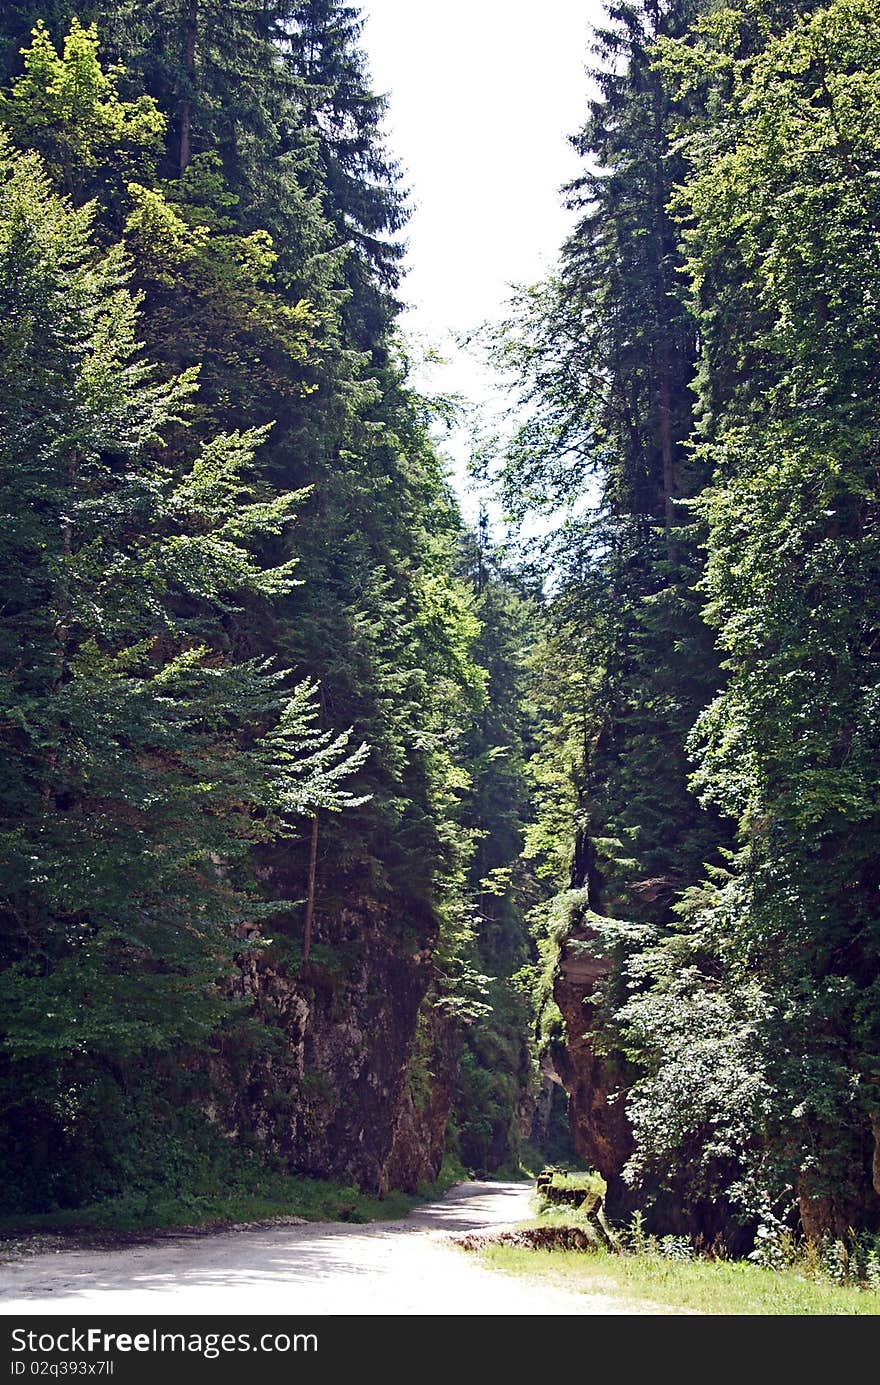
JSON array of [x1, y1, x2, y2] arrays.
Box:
[[179, 0, 198, 176], [302, 812, 319, 966], [657, 336, 676, 531]]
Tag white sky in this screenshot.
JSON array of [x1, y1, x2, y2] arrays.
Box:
[[359, 0, 603, 517]]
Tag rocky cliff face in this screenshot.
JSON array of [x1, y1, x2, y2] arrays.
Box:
[[213, 901, 454, 1194], [552, 930, 636, 1219], [551, 927, 754, 1247], [796, 1122, 880, 1241], [384, 1003, 459, 1191]]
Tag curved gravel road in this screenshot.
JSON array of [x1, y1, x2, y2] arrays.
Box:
[[0, 1182, 674, 1315]]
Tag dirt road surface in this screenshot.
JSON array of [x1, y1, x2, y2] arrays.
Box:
[[0, 1182, 677, 1315]]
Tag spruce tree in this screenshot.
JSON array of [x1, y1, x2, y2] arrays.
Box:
[[621, 0, 880, 1236], [452, 531, 541, 1173], [279, 0, 407, 349], [493, 0, 725, 1221], [0, 131, 366, 1210]]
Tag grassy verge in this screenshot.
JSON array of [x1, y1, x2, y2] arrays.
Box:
[[542, 1170, 604, 1195], [479, 1241, 880, 1315], [0, 1162, 462, 1240]]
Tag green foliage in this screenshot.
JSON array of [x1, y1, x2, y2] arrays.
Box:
[[493, 0, 727, 932], [620, 0, 880, 1227], [479, 1240, 880, 1315], [450, 534, 544, 1174], [279, 0, 407, 348], [6, 0, 877, 1246], [0, 128, 369, 1209], [487, 0, 730, 1223], [0, 1136, 431, 1233], [490, 0, 880, 1241], [541, 1169, 606, 1197], [0, 19, 163, 202], [0, 5, 492, 1218]]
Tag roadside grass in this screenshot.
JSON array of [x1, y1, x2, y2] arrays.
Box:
[[542, 1170, 605, 1196], [0, 1162, 463, 1240], [479, 1240, 880, 1315]]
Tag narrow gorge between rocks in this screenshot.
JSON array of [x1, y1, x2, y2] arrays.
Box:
[[0, 0, 879, 1319]]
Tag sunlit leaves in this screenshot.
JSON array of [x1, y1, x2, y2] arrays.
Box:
[[0, 18, 163, 199]]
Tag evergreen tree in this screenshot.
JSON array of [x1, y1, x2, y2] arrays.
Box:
[[495, 0, 880, 1241], [452, 529, 541, 1173], [0, 133, 366, 1208], [493, 0, 726, 1220], [621, 0, 880, 1236], [279, 0, 407, 349], [0, 10, 488, 1206], [0, 0, 83, 83], [0, 17, 163, 211], [1, 14, 480, 980]]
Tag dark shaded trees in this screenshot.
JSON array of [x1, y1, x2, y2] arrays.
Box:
[[451, 529, 541, 1173], [492, 0, 727, 1221], [496, 0, 880, 1241], [279, 0, 407, 349], [623, 0, 880, 1236], [0, 7, 482, 1210], [0, 133, 365, 1208]]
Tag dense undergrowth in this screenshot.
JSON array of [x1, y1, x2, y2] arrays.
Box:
[[0, 1156, 465, 1238]]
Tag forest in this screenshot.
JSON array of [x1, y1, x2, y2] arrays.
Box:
[[0, 0, 877, 1280]]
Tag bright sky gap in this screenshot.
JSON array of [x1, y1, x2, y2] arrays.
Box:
[[360, 0, 603, 518]]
